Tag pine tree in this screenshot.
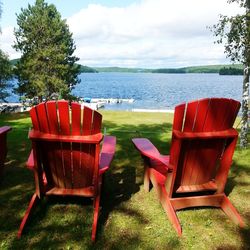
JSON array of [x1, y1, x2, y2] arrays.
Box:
[[13, 0, 81, 102], [211, 0, 250, 148]]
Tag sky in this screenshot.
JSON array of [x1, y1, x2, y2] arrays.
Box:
[[0, 0, 244, 68]]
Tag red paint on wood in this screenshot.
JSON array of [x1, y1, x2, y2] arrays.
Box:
[[18, 101, 116, 241], [82, 106, 93, 135], [132, 98, 244, 236]]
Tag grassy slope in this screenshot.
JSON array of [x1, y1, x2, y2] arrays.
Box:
[[0, 111, 249, 249]]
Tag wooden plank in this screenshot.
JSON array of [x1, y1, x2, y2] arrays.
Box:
[[92, 110, 102, 134], [183, 100, 198, 132], [176, 180, 217, 193], [173, 103, 185, 131], [36, 103, 50, 133], [80, 144, 95, 187], [41, 141, 60, 187], [82, 106, 93, 135], [57, 101, 70, 135], [202, 98, 230, 131], [221, 194, 245, 227], [171, 194, 224, 210], [46, 186, 94, 197], [42, 101, 60, 187], [192, 98, 210, 132], [222, 99, 241, 129], [57, 101, 72, 188], [30, 107, 40, 131], [46, 101, 59, 134], [99, 136, 116, 175], [180, 140, 198, 185], [71, 143, 82, 188], [71, 102, 82, 188], [71, 102, 81, 135]]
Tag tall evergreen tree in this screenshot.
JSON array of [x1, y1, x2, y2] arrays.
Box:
[[0, 1, 13, 102], [211, 0, 250, 148], [0, 51, 12, 102], [13, 0, 80, 102]]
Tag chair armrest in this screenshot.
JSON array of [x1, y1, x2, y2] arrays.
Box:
[[173, 128, 238, 140], [26, 150, 35, 170], [0, 126, 12, 135], [99, 136, 116, 175], [29, 130, 103, 143], [132, 138, 171, 170]]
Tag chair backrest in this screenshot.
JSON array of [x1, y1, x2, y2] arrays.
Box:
[[29, 100, 102, 189], [169, 98, 240, 193]]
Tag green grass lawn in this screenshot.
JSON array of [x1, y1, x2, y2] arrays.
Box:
[[0, 111, 249, 249]]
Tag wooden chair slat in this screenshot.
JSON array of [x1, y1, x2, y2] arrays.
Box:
[[46, 101, 59, 134], [57, 100, 71, 135], [192, 98, 210, 132], [71, 143, 82, 188], [222, 99, 241, 129], [202, 98, 230, 131], [71, 102, 81, 135], [183, 100, 198, 132], [173, 103, 186, 131], [30, 107, 40, 131], [92, 111, 102, 134], [61, 142, 73, 188], [82, 106, 93, 135], [36, 103, 50, 133]]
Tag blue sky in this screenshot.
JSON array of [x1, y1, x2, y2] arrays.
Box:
[[0, 0, 243, 68], [1, 0, 139, 26]]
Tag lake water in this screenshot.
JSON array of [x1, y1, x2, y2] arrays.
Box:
[[8, 73, 243, 110]]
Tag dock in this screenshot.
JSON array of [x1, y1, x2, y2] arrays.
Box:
[[0, 103, 31, 113], [83, 98, 134, 104]]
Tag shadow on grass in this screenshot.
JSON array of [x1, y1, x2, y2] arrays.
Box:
[[0, 118, 175, 248], [1, 112, 249, 249]]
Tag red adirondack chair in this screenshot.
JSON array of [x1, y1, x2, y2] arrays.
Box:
[[0, 126, 12, 180], [18, 101, 116, 241], [132, 98, 245, 236]]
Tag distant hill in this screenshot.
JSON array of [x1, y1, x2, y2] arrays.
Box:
[[152, 64, 243, 74], [95, 64, 243, 74], [10, 59, 243, 75], [94, 67, 151, 73], [183, 64, 243, 74], [79, 65, 98, 73]]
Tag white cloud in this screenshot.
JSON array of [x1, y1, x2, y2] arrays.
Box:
[[0, 0, 243, 67], [67, 0, 242, 67], [0, 26, 21, 59]]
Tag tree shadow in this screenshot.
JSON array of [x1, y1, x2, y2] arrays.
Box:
[[97, 120, 173, 240]]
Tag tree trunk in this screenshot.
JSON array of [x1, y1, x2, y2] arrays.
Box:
[[240, 65, 249, 148]]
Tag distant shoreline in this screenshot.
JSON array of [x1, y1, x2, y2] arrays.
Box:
[[11, 59, 243, 75]]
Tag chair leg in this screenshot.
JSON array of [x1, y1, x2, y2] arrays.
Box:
[[221, 194, 245, 227], [17, 193, 39, 238], [91, 193, 100, 242], [144, 166, 150, 192], [149, 169, 182, 236], [160, 186, 182, 236]]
